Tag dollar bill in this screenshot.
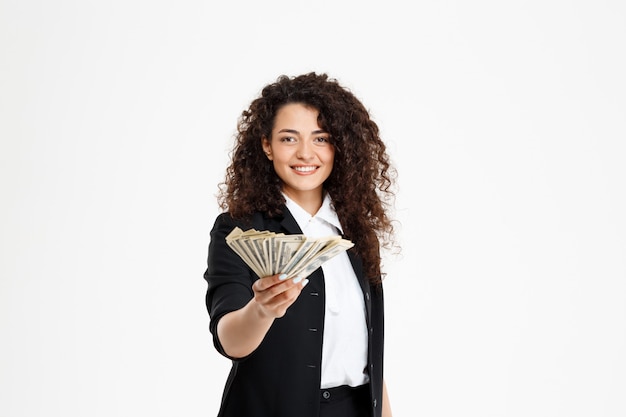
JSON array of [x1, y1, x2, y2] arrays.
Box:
[[225, 227, 354, 278]]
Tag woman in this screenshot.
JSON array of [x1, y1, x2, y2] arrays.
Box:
[[204, 72, 397, 417]]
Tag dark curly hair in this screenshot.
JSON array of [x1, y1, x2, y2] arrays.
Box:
[[218, 72, 397, 283]]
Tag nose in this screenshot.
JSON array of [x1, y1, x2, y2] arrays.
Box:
[[296, 140, 313, 160]]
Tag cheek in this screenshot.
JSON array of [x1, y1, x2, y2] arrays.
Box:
[[324, 149, 336, 165], [272, 147, 293, 160]]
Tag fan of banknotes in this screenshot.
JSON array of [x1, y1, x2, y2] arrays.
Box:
[[225, 227, 354, 278]]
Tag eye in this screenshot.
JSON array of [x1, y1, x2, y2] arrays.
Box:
[[279, 136, 297, 143], [314, 136, 331, 144]]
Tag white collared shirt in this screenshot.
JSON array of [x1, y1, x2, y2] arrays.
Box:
[[284, 194, 369, 388]]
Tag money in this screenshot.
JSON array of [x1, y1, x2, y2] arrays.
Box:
[[225, 227, 354, 278]]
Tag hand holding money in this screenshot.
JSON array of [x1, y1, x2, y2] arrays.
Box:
[[225, 227, 354, 278]]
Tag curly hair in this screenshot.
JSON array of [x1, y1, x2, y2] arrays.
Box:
[[218, 72, 397, 283]]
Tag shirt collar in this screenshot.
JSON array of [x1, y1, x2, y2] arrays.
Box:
[[283, 193, 344, 234]]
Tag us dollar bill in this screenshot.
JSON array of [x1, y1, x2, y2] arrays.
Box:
[[225, 227, 354, 278]]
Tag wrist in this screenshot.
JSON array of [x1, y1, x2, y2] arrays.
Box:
[[249, 297, 272, 321]]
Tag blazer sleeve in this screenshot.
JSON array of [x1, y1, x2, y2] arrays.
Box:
[[203, 213, 256, 359]]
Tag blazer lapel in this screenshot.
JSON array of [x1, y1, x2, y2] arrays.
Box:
[[279, 206, 303, 234], [348, 251, 372, 327]]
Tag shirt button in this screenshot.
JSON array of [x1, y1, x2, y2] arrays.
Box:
[[373, 398, 377, 407], [322, 390, 331, 399]]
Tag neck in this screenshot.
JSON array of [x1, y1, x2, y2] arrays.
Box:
[[283, 189, 323, 216]]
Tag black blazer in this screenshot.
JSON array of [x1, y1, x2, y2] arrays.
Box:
[[204, 207, 385, 417]]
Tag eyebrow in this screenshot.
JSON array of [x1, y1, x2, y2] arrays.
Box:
[[277, 128, 328, 134]]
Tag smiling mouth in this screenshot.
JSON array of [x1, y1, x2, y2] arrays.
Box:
[[292, 166, 318, 173]]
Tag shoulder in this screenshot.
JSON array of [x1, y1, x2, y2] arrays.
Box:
[[211, 210, 288, 233]]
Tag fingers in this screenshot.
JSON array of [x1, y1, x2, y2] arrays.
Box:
[[253, 273, 289, 292], [253, 273, 305, 291], [252, 273, 309, 318]]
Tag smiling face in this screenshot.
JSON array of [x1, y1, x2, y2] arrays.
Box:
[[262, 103, 335, 214]]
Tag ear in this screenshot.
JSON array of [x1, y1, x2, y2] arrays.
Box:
[[261, 137, 273, 160]]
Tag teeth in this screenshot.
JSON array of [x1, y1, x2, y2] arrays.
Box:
[[294, 166, 316, 172]]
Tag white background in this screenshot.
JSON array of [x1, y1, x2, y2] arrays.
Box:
[[1, 1, 625, 416]]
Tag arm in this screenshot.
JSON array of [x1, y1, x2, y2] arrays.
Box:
[[217, 273, 309, 358], [382, 379, 393, 417]]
